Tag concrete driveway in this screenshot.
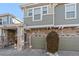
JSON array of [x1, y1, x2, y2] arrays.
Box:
[[58, 50, 79, 56], [0, 48, 47, 56], [0, 48, 79, 56]]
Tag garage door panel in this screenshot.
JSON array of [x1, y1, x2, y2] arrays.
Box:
[[31, 37, 46, 49], [59, 36, 79, 51]]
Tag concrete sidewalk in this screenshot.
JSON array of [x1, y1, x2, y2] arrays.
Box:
[[0, 48, 79, 56]]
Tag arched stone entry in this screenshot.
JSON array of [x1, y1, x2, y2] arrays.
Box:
[[46, 31, 59, 53]]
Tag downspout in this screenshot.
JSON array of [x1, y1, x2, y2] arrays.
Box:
[[53, 4, 55, 26]]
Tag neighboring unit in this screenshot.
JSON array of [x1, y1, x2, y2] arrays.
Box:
[[0, 13, 24, 51]]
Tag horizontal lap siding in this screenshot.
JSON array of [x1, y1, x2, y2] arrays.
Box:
[[55, 4, 79, 25], [24, 14, 53, 26]]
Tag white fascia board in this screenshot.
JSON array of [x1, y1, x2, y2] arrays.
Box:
[[55, 24, 79, 27], [25, 24, 79, 29], [25, 24, 54, 29]]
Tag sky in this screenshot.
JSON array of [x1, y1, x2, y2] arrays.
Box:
[[0, 3, 23, 21]]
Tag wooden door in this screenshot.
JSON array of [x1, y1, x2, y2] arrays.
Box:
[[46, 31, 59, 53]]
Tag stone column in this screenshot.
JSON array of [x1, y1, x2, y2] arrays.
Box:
[[17, 26, 24, 51], [0, 28, 2, 48], [2, 29, 8, 47], [28, 33, 32, 48]]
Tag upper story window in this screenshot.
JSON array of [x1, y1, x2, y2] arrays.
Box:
[[3, 16, 10, 25], [42, 6, 48, 14], [0, 19, 2, 25], [3, 19, 8, 24], [28, 9, 32, 16], [33, 8, 41, 21], [26, 5, 48, 21], [65, 4, 76, 19]]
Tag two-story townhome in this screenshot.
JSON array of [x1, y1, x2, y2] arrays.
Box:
[[20, 3, 55, 49], [0, 13, 24, 51], [20, 3, 79, 51], [55, 3, 79, 51]]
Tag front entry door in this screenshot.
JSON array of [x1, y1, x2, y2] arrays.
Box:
[[46, 31, 59, 53]]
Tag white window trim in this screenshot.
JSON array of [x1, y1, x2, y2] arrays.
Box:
[[65, 3, 77, 19], [32, 5, 48, 21], [24, 5, 48, 22], [32, 6, 42, 21], [25, 5, 49, 22], [42, 5, 48, 15]]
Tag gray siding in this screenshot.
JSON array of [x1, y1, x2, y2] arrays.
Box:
[[24, 14, 53, 26], [55, 4, 79, 25], [48, 6, 53, 14], [24, 5, 54, 26]]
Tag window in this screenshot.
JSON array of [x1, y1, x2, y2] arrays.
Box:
[[33, 8, 41, 21], [26, 5, 48, 21], [42, 6, 48, 14], [3, 17, 9, 25], [65, 4, 76, 19], [9, 17, 13, 24], [28, 9, 32, 16], [3, 19, 7, 24], [7, 16, 10, 24], [0, 19, 2, 25]]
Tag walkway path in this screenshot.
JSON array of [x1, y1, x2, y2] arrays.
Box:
[[0, 48, 79, 56]]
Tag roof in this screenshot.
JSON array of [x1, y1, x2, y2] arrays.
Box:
[[19, 3, 49, 9], [0, 13, 23, 23], [55, 3, 66, 7]]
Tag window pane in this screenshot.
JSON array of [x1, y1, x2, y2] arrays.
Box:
[[42, 7, 47, 14], [0, 19, 2, 25], [43, 7, 47, 11], [34, 8, 41, 14], [28, 13, 32, 16], [66, 11, 75, 18], [3, 17, 8, 24], [7, 16, 9, 24], [65, 4, 76, 19], [34, 8, 41, 20], [66, 4, 75, 11], [43, 11, 47, 14], [3, 20, 7, 24], [28, 9, 32, 16]]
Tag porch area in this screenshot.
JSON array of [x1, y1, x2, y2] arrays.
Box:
[[0, 24, 24, 51]]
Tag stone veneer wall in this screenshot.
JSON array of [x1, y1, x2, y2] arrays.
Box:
[[26, 27, 79, 51]]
